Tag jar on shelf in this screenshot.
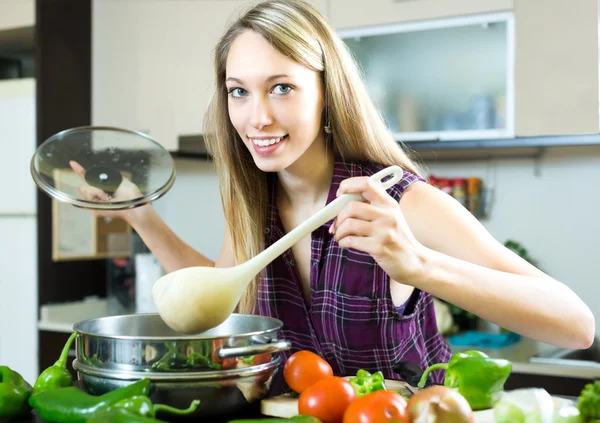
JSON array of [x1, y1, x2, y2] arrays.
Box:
[[452, 178, 467, 207]]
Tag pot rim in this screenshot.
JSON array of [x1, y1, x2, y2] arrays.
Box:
[[73, 356, 282, 381], [72, 313, 284, 341]]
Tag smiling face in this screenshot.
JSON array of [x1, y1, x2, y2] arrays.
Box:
[[225, 30, 326, 173]]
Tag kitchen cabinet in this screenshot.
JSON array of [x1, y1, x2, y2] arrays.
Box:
[[329, 0, 512, 31], [513, 0, 598, 136], [0, 0, 34, 31], [339, 12, 514, 141], [92, 0, 329, 151], [335, 0, 599, 141]]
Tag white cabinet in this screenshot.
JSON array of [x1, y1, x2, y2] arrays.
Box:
[[513, 0, 599, 136], [0, 0, 34, 31], [339, 13, 515, 141], [93, 0, 329, 151], [330, 0, 512, 30], [0, 78, 37, 384], [336, 0, 599, 140]]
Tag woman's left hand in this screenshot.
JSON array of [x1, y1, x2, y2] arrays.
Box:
[[331, 176, 425, 284]]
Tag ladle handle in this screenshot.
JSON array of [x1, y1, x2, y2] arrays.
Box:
[[243, 165, 404, 276]]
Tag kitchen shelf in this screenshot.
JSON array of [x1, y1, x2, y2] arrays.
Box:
[[171, 133, 600, 162], [403, 133, 600, 161]]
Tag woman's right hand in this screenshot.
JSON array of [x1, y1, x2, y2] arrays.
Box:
[[69, 160, 150, 223]]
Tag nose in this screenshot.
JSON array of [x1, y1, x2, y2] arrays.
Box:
[[249, 96, 273, 130]]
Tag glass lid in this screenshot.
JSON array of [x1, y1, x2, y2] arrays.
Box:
[[31, 126, 176, 210]]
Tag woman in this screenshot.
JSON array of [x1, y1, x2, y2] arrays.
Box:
[[75, 0, 593, 385]]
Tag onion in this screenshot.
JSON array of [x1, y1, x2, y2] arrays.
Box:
[[407, 385, 474, 423]]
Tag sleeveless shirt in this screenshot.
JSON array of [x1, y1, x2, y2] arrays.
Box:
[[257, 158, 451, 390]]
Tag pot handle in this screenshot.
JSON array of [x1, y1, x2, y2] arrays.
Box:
[[218, 339, 291, 359]]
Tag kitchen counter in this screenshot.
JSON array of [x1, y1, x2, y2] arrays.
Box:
[[450, 336, 600, 380], [39, 298, 600, 380]]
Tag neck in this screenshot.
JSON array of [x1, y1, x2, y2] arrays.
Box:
[[276, 141, 335, 210]]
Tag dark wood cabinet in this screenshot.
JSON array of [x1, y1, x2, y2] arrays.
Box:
[[38, 331, 77, 380]]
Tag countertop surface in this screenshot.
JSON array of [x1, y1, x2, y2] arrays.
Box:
[[39, 298, 600, 379]]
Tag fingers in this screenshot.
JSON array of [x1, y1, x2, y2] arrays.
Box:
[[77, 184, 110, 201], [337, 176, 397, 207], [330, 200, 381, 233], [332, 217, 372, 243], [69, 160, 86, 179], [337, 235, 379, 255]]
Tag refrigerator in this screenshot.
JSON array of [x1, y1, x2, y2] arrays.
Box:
[[0, 77, 38, 384]]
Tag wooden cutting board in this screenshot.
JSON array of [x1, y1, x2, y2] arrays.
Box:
[[261, 378, 497, 423]]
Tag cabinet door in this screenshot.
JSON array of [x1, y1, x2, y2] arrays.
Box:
[[0, 0, 34, 31], [0, 78, 36, 215], [514, 0, 599, 136], [329, 0, 512, 30], [0, 217, 38, 385]]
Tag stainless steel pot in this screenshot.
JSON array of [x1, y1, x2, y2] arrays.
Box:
[[72, 313, 291, 418]]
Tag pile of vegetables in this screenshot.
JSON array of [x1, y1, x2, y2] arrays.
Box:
[[0, 332, 200, 422], [232, 349, 600, 423]]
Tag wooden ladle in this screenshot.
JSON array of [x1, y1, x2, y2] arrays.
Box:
[[152, 165, 404, 334]]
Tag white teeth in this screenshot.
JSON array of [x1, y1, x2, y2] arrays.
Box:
[[251, 136, 285, 147]]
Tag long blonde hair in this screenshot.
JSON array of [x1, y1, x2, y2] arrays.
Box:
[[203, 0, 423, 314]]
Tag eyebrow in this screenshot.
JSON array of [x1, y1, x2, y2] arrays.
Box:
[[225, 74, 293, 84]]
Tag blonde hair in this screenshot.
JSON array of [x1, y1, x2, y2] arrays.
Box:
[[203, 0, 423, 314]]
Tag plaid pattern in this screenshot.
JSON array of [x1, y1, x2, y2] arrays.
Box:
[[257, 158, 451, 384]]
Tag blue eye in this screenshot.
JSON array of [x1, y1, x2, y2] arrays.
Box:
[[229, 88, 247, 98], [273, 84, 292, 95]]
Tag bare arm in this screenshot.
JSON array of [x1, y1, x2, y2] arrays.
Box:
[[401, 181, 595, 349], [128, 206, 236, 273]]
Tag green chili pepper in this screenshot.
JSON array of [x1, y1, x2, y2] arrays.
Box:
[[29, 378, 151, 423], [417, 350, 512, 410], [227, 416, 322, 423], [86, 408, 168, 423], [32, 332, 77, 395], [151, 342, 187, 372], [0, 365, 32, 419], [348, 369, 387, 397], [105, 395, 200, 419], [186, 353, 222, 370]]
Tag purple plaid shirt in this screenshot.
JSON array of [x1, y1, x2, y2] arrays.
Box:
[[257, 158, 451, 386]]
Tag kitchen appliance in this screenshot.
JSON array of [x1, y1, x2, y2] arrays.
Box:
[[72, 313, 291, 418]]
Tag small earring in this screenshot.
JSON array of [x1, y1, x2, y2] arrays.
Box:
[[324, 112, 332, 134]]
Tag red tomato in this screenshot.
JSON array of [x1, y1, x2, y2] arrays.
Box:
[[283, 350, 333, 394], [299, 376, 357, 423], [343, 390, 409, 423], [252, 352, 271, 366], [211, 339, 238, 369]]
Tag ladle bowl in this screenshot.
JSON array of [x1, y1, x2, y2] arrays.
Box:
[[152, 165, 405, 334]]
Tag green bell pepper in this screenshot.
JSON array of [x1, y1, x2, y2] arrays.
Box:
[[104, 395, 200, 419], [348, 369, 387, 397], [29, 378, 151, 423], [32, 332, 77, 395], [417, 350, 512, 410], [0, 365, 32, 419], [86, 408, 167, 423]]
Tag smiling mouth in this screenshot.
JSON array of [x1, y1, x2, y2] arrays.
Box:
[[249, 135, 288, 147]]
